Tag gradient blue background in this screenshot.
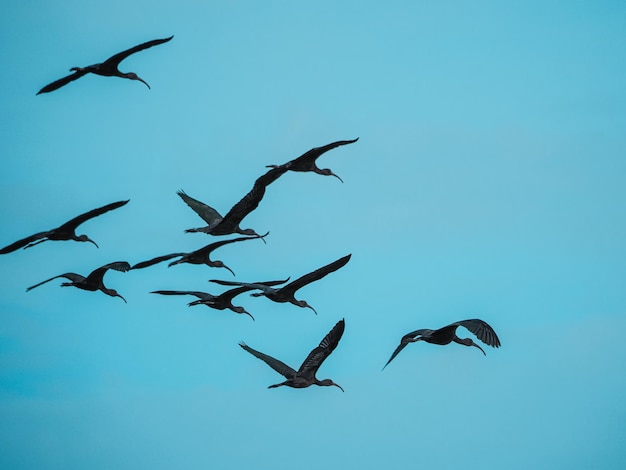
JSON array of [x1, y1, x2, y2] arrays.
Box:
[[1, 1, 625, 468]]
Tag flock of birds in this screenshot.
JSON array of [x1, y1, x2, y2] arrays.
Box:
[[4, 36, 502, 392]]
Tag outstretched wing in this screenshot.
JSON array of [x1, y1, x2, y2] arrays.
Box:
[[218, 167, 286, 232], [103, 36, 174, 67], [131, 253, 185, 270], [56, 200, 129, 232], [281, 254, 351, 295], [26, 272, 85, 291], [151, 290, 215, 300], [239, 342, 296, 380], [177, 190, 223, 226], [455, 319, 501, 348], [84, 261, 130, 285], [297, 319, 345, 380], [0, 231, 49, 254], [37, 69, 89, 95], [290, 138, 359, 166], [382, 329, 427, 370]]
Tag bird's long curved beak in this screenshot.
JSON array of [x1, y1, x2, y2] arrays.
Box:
[[116, 293, 127, 303], [307, 304, 318, 315], [333, 383, 344, 392], [473, 343, 486, 356], [331, 172, 344, 183], [224, 265, 236, 276], [244, 311, 255, 321], [137, 77, 151, 89], [87, 238, 99, 248]]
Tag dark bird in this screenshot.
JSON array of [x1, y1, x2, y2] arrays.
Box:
[[266, 138, 359, 183], [0, 200, 129, 254], [151, 278, 288, 321], [382, 319, 501, 370], [239, 318, 345, 391], [178, 167, 286, 238], [37, 36, 173, 94], [130, 232, 268, 275], [210, 253, 351, 314], [26, 261, 130, 302]]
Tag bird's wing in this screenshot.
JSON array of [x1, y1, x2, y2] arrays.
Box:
[[151, 290, 215, 300], [290, 138, 359, 165], [26, 273, 85, 291], [0, 232, 49, 254], [209, 278, 290, 288], [37, 69, 89, 94], [239, 342, 296, 379], [84, 261, 130, 284], [217, 168, 286, 232], [177, 190, 223, 226], [382, 329, 427, 370], [281, 254, 351, 295], [455, 319, 501, 347], [56, 200, 129, 232], [193, 233, 269, 256], [102, 36, 174, 67], [131, 253, 185, 269], [297, 319, 345, 379]]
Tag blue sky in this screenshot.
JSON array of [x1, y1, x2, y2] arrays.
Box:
[[1, 1, 625, 468]]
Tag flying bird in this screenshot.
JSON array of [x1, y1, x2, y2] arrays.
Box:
[[0, 199, 129, 254], [151, 278, 288, 321], [210, 253, 351, 314], [130, 232, 268, 275], [266, 138, 359, 183], [37, 35, 173, 94], [382, 319, 501, 370], [239, 318, 345, 391], [178, 167, 286, 237], [26, 261, 130, 302]]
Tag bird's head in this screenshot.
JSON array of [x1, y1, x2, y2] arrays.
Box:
[[459, 338, 486, 355], [318, 379, 344, 392], [319, 168, 344, 183], [240, 228, 266, 243], [105, 289, 127, 303], [296, 299, 318, 315], [232, 306, 254, 321], [209, 261, 236, 277], [125, 72, 150, 89], [77, 234, 99, 248]]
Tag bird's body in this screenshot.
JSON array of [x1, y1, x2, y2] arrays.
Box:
[[266, 138, 359, 183], [26, 261, 130, 302], [178, 167, 286, 238], [0, 200, 129, 254], [383, 319, 501, 370], [210, 253, 351, 314], [37, 36, 173, 94], [151, 279, 288, 320], [131, 233, 268, 275], [239, 318, 345, 391]]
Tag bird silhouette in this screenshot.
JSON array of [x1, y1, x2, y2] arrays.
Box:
[[178, 167, 286, 238], [26, 261, 130, 302], [0, 199, 129, 254], [130, 232, 268, 275], [239, 318, 345, 391], [210, 253, 351, 314], [266, 138, 359, 183], [383, 319, 501, 370], [151, 278, 288, 321], [37, 36, 173, 94]]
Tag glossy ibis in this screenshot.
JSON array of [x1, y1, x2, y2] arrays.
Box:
[[37, 36, 173, 94], [266, 138, 359, 183], [26, 261, 130, 302], [210, 253, 351, 314], [130, 232, 268, 275], [0, 200, 129, 254], [239, 318, 345, 391], [151, 278, 288, 321], [178, 167, 286, 238], [383, 319, 501, 370]]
